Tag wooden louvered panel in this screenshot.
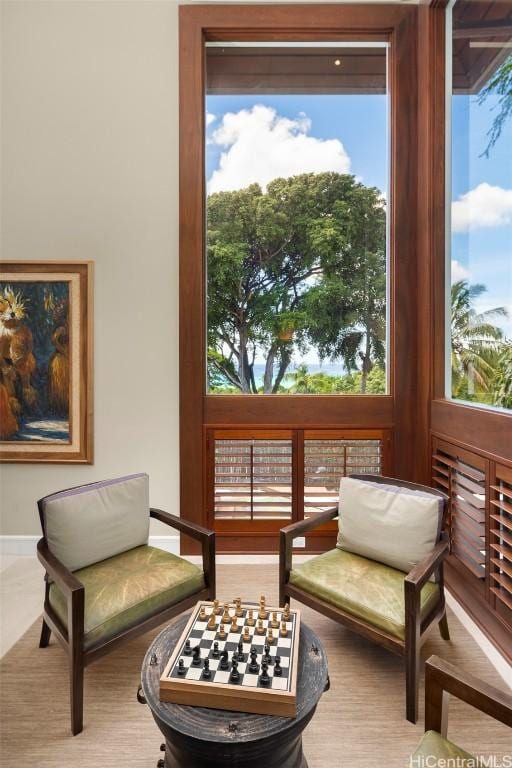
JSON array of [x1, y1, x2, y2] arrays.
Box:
[[489, 464, 512, 625], [304, 438, 382, 516], [490, 526, 512, 549], [491, 557, 512, 579], [432, 452, 484, 482], [432, 438, 487, 584], [214, 439, 293, 520]]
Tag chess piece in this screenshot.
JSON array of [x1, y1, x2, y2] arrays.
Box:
[[231, 615, 238, 633], [192, 646, 201, 666], [219, 650, 229, 670], [234, 597, 244, 617], [242, 626, 250, 643], [258, 595, 267, 620], [222, 603, 231, 623], [270, 611, 279, 629], [207, 611, 217, 630], [213, 598, 221, 614], [283, 603, 290, 620], [202, 658, 212, 679], [246, 609, 255, 627], [184, 639, 192, 655], [218, 623, 226, 640], [262, 643, 272, 665], [256, 619, 265, 635], [212, 641, 220, 659], [177, 658, 186, 676], [259, 662, 270, 686], [267, 629, 275, 645], [248, 649, 259, 674], [199, 605, 207, 621], [236, 641, 245, 662], [230, 660, 240, 683], [274, 656, 282, 677], [280, 620, 288, 638]]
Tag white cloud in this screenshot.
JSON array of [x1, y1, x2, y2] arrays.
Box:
[[451, 260, 470, 283], [208, 105, 351, 194], [452, 183, 512, 233], [206, 112, 216, 127]]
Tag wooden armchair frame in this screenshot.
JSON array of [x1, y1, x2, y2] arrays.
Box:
[[423, 655, 512, 742], [37, 503, 215, 735], [279, 474, 450, 723]]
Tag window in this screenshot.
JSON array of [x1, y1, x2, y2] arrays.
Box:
[[205, 43, 389, 395], [213, 436, 293, 521], [304, 436, 381, 516], [208, 428, 388, 527], [447, 1, 512, 410]]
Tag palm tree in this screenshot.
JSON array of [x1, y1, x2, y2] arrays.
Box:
[[493, 342, 512, 409], [451, 280, 508, 398]]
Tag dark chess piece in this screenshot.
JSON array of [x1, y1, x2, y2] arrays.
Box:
[[202, 658, 212, 679], [219, 650, 229, 670], [177, 658, 186, 676], [236, 640, 245, 662], [274, 656, 283, 676], [248, 649, 259, 674], [184, 639, 192, 655], [192, 645, 201, 666], [259, 662, 270, 686], [230, 660, 240, 683], [262, 643, 272, 665], [212, 641, 220, 659]]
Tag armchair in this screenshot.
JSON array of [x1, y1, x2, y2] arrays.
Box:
[[409, 655, 512, 762], [37, 474, 215, 735], [280, 474, 449, 723]]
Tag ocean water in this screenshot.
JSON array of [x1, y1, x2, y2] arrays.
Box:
[[252, 362, 346, 387]]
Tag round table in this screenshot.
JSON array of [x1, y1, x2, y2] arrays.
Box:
[[140, 613, 329, 768]]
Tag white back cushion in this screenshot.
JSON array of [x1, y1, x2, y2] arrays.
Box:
[[336, 477, 442, 575], [43, 473, 150, 571]]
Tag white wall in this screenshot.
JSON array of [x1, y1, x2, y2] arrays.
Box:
[[0, 0, 180, 536]]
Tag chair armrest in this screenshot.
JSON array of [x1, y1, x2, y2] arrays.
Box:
[[150, 509, 216, 596], [150, 508, 213, 541], [280, 507, 338, 591], [425, 655, 512, 736], [37, 538, 84, 597], [280, 507, 338, 540], [404, 534, 449, 592]]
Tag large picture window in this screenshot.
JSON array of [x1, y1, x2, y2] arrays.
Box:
[[447, 0, 512, 410], [205, 43, 389, 395]]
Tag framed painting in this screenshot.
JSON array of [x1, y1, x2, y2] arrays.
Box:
[[0, 261, 93, 463]]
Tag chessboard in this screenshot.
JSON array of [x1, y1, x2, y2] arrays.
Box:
[[159, 597, 300, 717]]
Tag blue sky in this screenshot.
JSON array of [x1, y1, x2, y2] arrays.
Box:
[[206, 94, 388, 195], [451, 93, 512, 336], [206, 78, 511, 343]]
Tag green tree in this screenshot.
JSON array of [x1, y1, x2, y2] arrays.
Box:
[[207, 173, 386, 394], [493, 342, 512, 409], [478, 55, 512, 158], [302, 186, 386, 392], [451, 280, 508, 398]]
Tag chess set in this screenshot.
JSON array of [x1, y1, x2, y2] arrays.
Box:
[[160, 597, 300, 717]]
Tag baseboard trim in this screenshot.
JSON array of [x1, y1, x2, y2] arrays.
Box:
[[0, 535, 40, 556]]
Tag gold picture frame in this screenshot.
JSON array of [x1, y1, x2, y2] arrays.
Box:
[[0, 261, 93, 463]]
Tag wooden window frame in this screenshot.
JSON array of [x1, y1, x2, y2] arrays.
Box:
[[179, 3, 420, 553]]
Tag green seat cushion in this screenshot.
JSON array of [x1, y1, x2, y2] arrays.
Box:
[[49, 545, 205, 650], [289, 548, 440, 640], [410, 730, 476, 765]]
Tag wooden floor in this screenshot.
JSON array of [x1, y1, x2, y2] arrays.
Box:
[[0, 563, 511, 767]]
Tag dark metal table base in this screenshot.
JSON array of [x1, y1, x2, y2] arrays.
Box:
[[141, 614, 328, 768]]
